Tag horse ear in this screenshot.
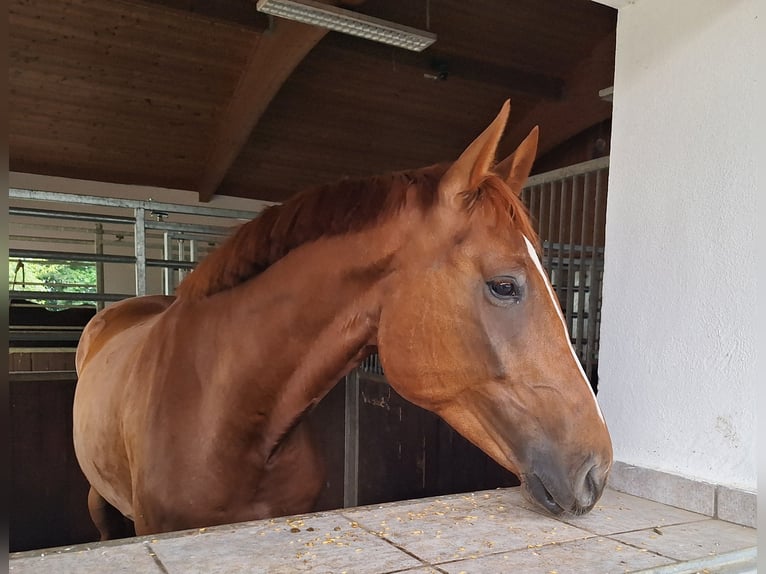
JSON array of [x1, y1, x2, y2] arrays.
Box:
[[440, 100, 510, 206], [493, 126, 539, 196]]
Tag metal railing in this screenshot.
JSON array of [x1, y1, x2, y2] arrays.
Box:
[[9, 188, 261, 345], [522, 156, 609, 381], [10, 156, 608, 370], [359, 156, 610, 383]]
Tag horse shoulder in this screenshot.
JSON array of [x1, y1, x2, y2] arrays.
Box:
[[76, 295, 176, 374]]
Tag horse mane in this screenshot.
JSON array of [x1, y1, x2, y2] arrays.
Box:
[[176, 164, 539, 299]]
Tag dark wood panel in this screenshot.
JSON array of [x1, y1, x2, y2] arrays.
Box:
[[356, 378, 519, 507], [10, 374, 98, 552], [308, 379, 346, 512]]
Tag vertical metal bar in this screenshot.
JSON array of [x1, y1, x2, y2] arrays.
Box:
[[134, 207, 147, 296], [162, 232, 171, 296], [545, 182, 556, 273], [94, 223, 105, 311], [343, 369, 360, 508], [575, 173, 591, 358], [189, 238, 197, 263], [538, 183, 548, 264], [565, 175, 579, 334], [586, 168, 607, 381], [556, 177, 568, 304], [177, 238, 186, 286], [528, 184, 539, 231]]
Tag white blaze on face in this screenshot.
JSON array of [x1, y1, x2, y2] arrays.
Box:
[[522, 235, 605, 425]]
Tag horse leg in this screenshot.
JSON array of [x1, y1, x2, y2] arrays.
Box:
[[87, 486, 135, 541]]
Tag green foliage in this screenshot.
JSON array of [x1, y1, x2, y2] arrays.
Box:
[[9, 259, 98, 308]]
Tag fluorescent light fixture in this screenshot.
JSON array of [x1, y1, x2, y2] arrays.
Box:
[[256, 0, 437, 52]]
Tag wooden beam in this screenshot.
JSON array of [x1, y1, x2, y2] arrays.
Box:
[[505, 30, 616, 158], [197, 19, 328, 202], [340, 39, 563, 100]]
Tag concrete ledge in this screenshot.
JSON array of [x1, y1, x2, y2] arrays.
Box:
[[608, 461, 756, 528], [717, 485, 757, 529]]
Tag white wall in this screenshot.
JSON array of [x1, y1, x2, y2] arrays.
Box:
[[598, 0, 758, 491]]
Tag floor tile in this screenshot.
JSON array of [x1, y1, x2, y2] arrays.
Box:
[[9, 542, 162, 574], [611, 519, 758, 562], [150, 512, 423, 574], [437, 536, 675, 574], [547, 489, 710, 536], [343, 490, 595, 564]]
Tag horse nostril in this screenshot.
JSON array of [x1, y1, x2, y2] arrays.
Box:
[[576, 464, 607, 512]]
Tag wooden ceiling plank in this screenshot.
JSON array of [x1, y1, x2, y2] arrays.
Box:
[[504, 30, 616, 160], [119, 0, 270, 32], [196, 19, 328, 202]]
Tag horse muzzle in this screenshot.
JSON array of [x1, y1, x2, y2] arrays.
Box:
[[522, 457, 610, 516]]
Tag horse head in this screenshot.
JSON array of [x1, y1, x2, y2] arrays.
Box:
[[377, 100, 613, 515]]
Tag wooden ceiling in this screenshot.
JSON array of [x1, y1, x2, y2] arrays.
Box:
[[9, 0, 617, 204]]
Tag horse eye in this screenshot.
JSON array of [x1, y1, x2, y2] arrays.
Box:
[[487, 278, 522, 302]]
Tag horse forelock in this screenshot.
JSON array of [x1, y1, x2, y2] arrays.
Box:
[[176, 166, 539, 299], [460, 174, 541, 253]]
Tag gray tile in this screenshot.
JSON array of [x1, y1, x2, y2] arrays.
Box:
[[150, 512, 423, 574], [608, 462, 716, 516], [549, 488, 709, 536], [438, 537, 674, 574], [612, 518, 757, 562], [343, 489, 594, 564], [716, 486, 756, 528], [9, 542, 162, 574]]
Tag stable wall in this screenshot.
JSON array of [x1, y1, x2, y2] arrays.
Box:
[[596, 0, 757, 495]]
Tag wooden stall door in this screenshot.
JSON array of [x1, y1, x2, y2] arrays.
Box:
[[9, 351, 98, 552]]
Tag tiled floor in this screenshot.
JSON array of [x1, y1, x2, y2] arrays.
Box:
[[9, 487, 757, 574]]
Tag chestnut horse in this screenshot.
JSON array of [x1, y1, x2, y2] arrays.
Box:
[[73, 101, 612, 539]]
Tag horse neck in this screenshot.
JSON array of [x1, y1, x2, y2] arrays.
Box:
[[194, 213, 412, 457]]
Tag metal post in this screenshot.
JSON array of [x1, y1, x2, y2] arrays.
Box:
[[177, 238, 186, 285], [343, 369, 360, 508], [162, 232, 171, 295], [94, 223, 105, 311], [134, 207, 147, 296], [586, 168, 607, 381]]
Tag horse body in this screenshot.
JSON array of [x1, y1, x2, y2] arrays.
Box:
[[74, 101, 613, 539]]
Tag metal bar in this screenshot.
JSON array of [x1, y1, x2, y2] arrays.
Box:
[[146, 259, 196, 270], [9, 206, 136, 224], [528, 184, 539, 231], [545, 182, 556, 272], [10, 290, 133, 302], [556, 177, 568, 304], [575, 172, 591, 357], [190, 239, 198, 263], [9, 248, 135, 264], [524, 156, 610, 187], [565, 175, 579, 333], [94, 223, 105, 311], [10, 188, 261, 220], [134, 207, 147, 296], [144, 220, 234, 236], [177, 239, 186, 284], [343, 369, 360, 508], [163, 232, 171, 296], [586, 168, 607, 379]]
